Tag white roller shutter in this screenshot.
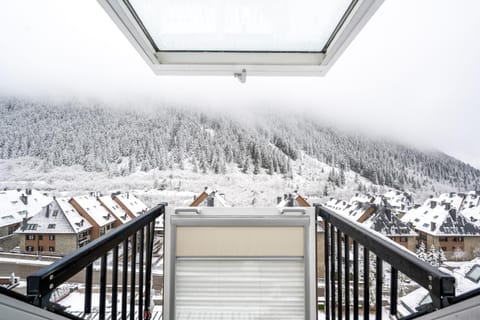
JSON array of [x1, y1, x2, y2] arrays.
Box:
[[175, 259, 305, 320]]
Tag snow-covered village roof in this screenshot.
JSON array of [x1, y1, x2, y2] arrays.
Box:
[[399, 258, 480, 316], [460, 191, 480, 227], [325, 193, 416, 237], [114, 193, 148, 217], [401, 192, 480, 236], [382, 190, 414, 211], [98, 196, 132, 224], [56, 198, 92, 233], [0, 188, 52, 228], [363, 207, 417, 237], [71, 196, 115, 227], [276, 192, 310, 208], [16, 199, 92, 234]]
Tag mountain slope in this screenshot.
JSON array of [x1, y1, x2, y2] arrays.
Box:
[[0, 98, 478, 195]]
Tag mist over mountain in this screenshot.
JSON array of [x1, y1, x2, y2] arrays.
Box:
[[1, 97, 479, 194]]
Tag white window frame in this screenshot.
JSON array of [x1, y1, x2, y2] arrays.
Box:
[[97, 0, 384, 77], [163, 207, 317, 320]]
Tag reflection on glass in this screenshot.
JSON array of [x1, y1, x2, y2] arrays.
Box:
[[129, 0, 352, 51]]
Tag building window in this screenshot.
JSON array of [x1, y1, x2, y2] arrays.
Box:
[[38, 235, 43, 240], [399, 237, 408, 242], [38, 246, 44, 252], [25, 246, 34, 252], [52, 210, 58, 217], [441, 247, 447, 251], [49, 235, 55, 241], [100, 227, 105, 236], [26, 235, 35, 241], [49, 247, 55, 252], [453, 237, 464, 242], [439, 237, 448, 242]]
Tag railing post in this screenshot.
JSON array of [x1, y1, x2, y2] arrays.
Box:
[[324, 219, 330, 320]]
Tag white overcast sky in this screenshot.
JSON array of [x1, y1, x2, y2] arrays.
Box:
[[0, 1, 479, 168]]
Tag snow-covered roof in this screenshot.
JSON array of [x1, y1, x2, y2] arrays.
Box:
[[16, 199, 91, 234], [0, 189, 52, 228], [399, 258, 480, 315], [364, 207, 417, 237], [276, 192, 309, 208], [325, 196, 373, 222], [71, 196, 115, 227], [382, 190, 414, 210], [401, 192, 480, 236], [98, 196, 132, 224], [460, 192, 480, 227], [56, 198, 92, 233], [325, 194, 416, 237], [114, 193, 148, 217]]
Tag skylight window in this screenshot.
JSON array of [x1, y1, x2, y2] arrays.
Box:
[[98, 0, 384, 78], [48, 224, 56, 229], [466, 265, 480, 283]]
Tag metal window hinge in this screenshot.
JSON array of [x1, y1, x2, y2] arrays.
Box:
[[234, 69, 247, 83]]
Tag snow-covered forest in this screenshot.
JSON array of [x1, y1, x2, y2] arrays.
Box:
[[0, 97, 479, 194]]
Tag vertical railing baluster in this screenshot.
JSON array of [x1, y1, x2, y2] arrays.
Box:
[[363, 248, 370, 320], [390, 267, 398, 317], [353, 241, 359, 320], [139, 227, 145, 320], [112, 246, 119, 320], [376, 257, 383, 320], [122, 239, 128, 320], [130, 233, 137, 320], [330, 225, 336, 320], [84, 263, 93, 314], [345, 235, 350, 320], [145, 221, 154, 320], [337, 231, 342, 320], [324, 221, 330, 320], [99, 253, 107, 320]]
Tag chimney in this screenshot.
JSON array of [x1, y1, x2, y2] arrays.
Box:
[[26, 188, 32, 195], [22, 217, 28, 230], [276, 196, 282, 204], [45, 204, 50, 218], [20, 194, 28, 205], [430, 201, 437, 209], [444, 203, 451, 210], [449, 209, 457, 221], [207, 195, 215, 207], [431, 222, 436, 231], [385, 209, 392, 221]]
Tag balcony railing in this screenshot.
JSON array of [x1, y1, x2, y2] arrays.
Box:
[[26, 203, 165, 320], [3, 203, 480, 319], [317, 204, 456, 320]]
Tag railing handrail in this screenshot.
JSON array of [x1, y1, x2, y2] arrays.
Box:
[[27, 203, 165, 303], [316, 204, 455, 309]]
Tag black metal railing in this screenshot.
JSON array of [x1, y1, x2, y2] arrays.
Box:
[[27, 203, 165, 320], [317, 204, 456, 320]]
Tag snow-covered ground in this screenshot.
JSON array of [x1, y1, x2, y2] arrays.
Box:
[[0, 154, 383, 207]]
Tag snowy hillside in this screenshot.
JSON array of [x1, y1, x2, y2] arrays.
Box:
[[0, 97, 479, 206]]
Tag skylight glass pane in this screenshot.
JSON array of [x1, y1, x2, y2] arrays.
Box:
[[128, 0, 352, 52]]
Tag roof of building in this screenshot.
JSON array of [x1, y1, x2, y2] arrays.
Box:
[[71, 196, 115, 227], [364, 207, 417, 237], [98, 196, 132, 224], [0, 189, 52, 228], [401, 192, 480, 236], [16, 198, 91, 234], [399, 258, 480, 315], [56, 198, 92, 233], [460, 191, 480, 227], [114, 193, 148, 216], [382, 190, 414, 210], [325, 194, 416, 237], [276, 192, 310, 208]]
